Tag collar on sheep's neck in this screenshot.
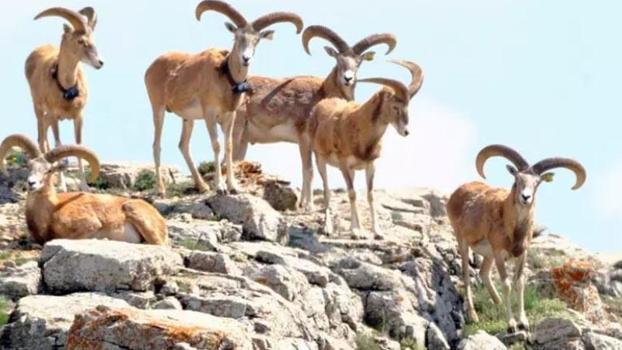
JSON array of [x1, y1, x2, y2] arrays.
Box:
[[51, 64, 80, 101], [218, 57, 252, 95]]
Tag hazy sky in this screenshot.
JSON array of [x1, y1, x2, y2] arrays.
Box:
[[1, 1, 620, 254]]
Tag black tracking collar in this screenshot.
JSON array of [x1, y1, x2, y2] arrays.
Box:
[[218, 58, 252, 95], [51, 65, 80, 101]]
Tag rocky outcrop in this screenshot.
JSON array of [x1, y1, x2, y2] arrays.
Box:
[[458, 331, 507, 350], [40, 239, 182, 293], [98, 162, 182, 190], [66, 305, 253, 350], [0, 293, 130, 349], [0, 261, 40, 300]]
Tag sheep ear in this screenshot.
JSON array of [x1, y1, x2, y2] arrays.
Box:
[[361, 51, 376, 62], [541, 172, 555, 183], [63, 24, 73, 34], [324, 46, 338, 58], [224, 22, 237, 33], [260, 30, 274, 40], [506, 164, 518, 176]]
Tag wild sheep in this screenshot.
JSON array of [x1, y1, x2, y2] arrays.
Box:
[[303, 60, 423, 237], [232, 25, 397, 210], [0, 134, 168, 245], [145, 0, 303, 196], [26, 7, 104, 190], [446, 144, 586, 332]]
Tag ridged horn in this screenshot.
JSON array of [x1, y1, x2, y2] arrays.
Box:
[[195, 0, 247, 28], [357, 78, 410, 102], [35, 7, 88, 33], [531, 158, 586, 190], [390, 60, 424, 98], [44, 145, 100, 183], [476, 144, 530, 179], [252, 12, 303, 33], [0, 134, 42, 173], [352, 33, 397, 55], [302, 25, 350, 55]]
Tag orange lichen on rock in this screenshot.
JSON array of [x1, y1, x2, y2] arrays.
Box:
[[551, 259, 607, 324], [66, 305, 252, 350]]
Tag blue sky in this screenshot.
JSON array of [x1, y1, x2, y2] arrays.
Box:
[[1, 1, 620, 254]]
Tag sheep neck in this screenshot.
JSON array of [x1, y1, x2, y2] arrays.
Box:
[[25, 180, 59, 244], [321, 68, 354, 101], [503, 187, 534, 257], [350, 93, 389, 159], [57, 43, 81, 90], [227, 54, 248, 85]]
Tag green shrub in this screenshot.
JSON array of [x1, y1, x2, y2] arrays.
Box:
[[5, 149, 26, 168], [178, 238, 213, 252], [134, 170, 156, 191], [198, 161, 216, 176], [0, 296, 10, 326], [400, 337, 427, 350], [85, 170, 109, 190], [166, 182, 197, 198], [391, 211, 404, 222], [355, 333, 381, 350], [464, 283, 568, 336]]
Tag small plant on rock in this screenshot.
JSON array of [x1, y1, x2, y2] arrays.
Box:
[[198, 161, 216, 177], [134, 170, 156, 191], [0, 296, 9, 326], [355, 333, 381, 350]]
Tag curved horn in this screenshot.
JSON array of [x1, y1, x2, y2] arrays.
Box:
[[357, 78, 409, 102], [0, 134, 42, 173], [45, 146, 100, 183], [35, 7, 87, 33], [476, 144, 530, 179], [302, 25, 350, 55], [252, 12, 303, 33], [531, 158, 586, 190], [352, 33, 397, 55], [195, 0, 247, 28], [390, 60, 424, 98], [78, 7, 97, 29]]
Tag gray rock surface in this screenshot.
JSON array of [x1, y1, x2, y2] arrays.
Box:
[[0, 261, 40, 300], [458, 330, 507, 350], [40, 239, 182, 293]]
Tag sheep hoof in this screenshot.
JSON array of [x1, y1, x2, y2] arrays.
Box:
[[507, 325, 518, 334], [518, 323, 530, 332]]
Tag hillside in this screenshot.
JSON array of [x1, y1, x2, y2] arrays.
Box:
[[0, 161, 620, 350]]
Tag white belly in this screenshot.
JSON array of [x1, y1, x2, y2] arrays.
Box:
[[326, 154, 368, 170], [93, 223, 142, 243], [176, 99, 204, 120], [248, 122, 299, 143]]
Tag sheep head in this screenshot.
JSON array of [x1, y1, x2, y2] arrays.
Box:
[[0, 134, 100, 192], [196, 0, 303, 68], [358, 60, 424, 137], [476, 144, 586, 207], [35, 7, 104, 69], [303, 26, 396, 91]]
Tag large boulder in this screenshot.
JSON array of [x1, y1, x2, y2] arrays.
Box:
[[583, 331, 622, 350], [533, 317, 584, 350], [0, 293, 129, 349], [457, 331, 506, 350], [40, 239, 182, 293], [206, 194, 288, 244], [98, 162, 181, 190], [0, 261, 41, 300], [66, 305, 253, 350]]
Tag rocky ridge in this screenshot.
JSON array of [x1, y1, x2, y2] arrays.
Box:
[[0, 162, 620, 350]]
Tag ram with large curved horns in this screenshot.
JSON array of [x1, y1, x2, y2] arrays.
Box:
[[145, 0, 304, 196], [26, 6, 104, 191], [0, 135, 168, 245], [233, 26, 397, 210], [303, 60, 423, 237], [446, 144, 586, 333]]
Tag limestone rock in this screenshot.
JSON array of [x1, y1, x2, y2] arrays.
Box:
[[457, 331, 507, 350], [0, 261, 41, 300], [0, 293, 129, 349], [65, 305, 253, 350], [206, 194, 288, 243], [40, 239, 182, 293], [186, 251, 241, 275]]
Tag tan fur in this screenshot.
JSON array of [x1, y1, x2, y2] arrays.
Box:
[[25, 174, 167, 245], [447, 181, 535, 332]]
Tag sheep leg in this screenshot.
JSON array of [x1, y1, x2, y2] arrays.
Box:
[[221, 112, 240, 194], [340, 165, 361, 233], [460, 239, 479, 323], [122, 201, 168, 245], [480, 256, 502, 305], [205, 114, 226, 194], [232, 112, 248, 161], [36, 116, 50, 153], [315, 154, 332, 235], [180, 119, 209, 193], [298, 134, 314, 212], [495, 252, 517, 333], [74, 117, 89, 191], [514, 252, 529, 332], [152, 106, 166, 196], [365, 162, 382, 238], [50, 120, 68, 192]]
